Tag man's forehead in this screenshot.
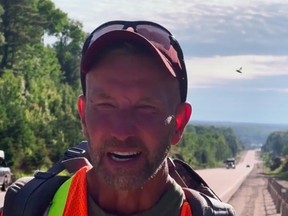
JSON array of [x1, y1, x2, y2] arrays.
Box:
[[86, 51, 172, 80]]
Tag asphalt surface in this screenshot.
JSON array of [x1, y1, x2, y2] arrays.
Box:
[[228, 163, 280, 216], [197, 150, 260, 202]]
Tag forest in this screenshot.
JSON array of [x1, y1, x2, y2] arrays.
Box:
[[175, 125, 243, 168], [0, 0, 243, 177], [261, 130, 288, 172], [262, 131, 288, 156]]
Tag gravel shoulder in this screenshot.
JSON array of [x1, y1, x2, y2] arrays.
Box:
[[228, 163, 280, 216]]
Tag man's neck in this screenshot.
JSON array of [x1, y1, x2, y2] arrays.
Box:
[[87, 163, 173, 215]]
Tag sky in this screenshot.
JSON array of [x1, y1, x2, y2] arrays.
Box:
[[53, 0, 288, 125]]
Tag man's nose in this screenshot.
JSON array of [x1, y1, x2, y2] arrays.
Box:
[[110, 110, 136, 141]]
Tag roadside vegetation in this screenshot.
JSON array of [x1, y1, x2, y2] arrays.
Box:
[[171, 125, 244, 169], [261, 130, 288, 181], [0, 0, 87, 178]]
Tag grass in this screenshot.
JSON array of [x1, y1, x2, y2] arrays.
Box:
[[273, 171, 288, 180], [264, 164, 288, 181]]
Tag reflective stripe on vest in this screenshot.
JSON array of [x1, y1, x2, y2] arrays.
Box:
[[48, 177, 72, 216], [48, 166, 193, 216], [48, 166, 89, 216]]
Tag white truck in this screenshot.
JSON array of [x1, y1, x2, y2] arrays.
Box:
[[0, 150, 12, 191]]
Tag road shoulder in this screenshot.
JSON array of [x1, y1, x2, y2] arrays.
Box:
[[228, 163, 280, 216]]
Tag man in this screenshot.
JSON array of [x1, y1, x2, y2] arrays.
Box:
[[64, 20, 193, 216]]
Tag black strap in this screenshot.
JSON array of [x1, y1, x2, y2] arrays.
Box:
[[172, 158, 222, 201], [183, 188, 236, 216], [3, 141, 89, 216]]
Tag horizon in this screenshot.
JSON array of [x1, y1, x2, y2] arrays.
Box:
[[190, 119, 288, 127]]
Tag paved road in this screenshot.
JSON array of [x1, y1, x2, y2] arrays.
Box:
[[196, 150, 257, 202], [195, 150, 280, 215]]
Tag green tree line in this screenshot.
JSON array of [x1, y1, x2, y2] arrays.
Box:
[[261, 130, 288, 171], [0, 0, 86, 175], [172, 125, 244, 168], [0, 0, 244, 176], [262, 130, 288, 156]]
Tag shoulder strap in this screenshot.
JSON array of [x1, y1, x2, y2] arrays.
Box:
[[183, 188, 236, 216], [168, 158, 221, 201], [168, 158, 236, 216], [3, 141, 90, 216]]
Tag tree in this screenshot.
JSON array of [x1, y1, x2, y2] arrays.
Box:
[[262, 131, 288, 156], [0, 70, 34, 169], [174, 124, 242, 168], [53, 20, 85, 88], [38, 0, 86, 87], [0, 0, 44, 71], [0, 0, 87, 175], [37, 0, 69, 35]]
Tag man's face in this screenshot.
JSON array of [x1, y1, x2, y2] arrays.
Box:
[[79, 50, 181, 190]]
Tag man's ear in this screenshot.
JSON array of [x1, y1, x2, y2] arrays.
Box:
[[78, 95, 88, 137], [172, 102, 192, 145]]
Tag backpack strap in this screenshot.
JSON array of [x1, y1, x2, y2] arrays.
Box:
[[3, 175, 70, 216], [183, 188, 236, 216], [3, 141, 90, 216], [168, 158, 236, 216], [168, 158, 221, 201]]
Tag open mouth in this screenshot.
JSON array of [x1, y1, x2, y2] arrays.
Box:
[[108, 151, 141, 162]]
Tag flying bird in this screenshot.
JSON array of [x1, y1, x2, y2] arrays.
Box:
[[236, 67, 242, 73]]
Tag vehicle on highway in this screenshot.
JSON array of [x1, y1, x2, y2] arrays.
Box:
[[0, 150, 12, 191], [225, 158, 236, 169]]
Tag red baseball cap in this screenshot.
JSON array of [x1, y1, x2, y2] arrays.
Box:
[[80, 21, 187, 102]]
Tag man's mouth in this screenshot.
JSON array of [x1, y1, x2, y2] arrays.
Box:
[[108, 152, 141, 162]]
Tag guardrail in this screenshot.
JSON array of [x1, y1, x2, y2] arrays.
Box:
[[268, 177, 288, 216]]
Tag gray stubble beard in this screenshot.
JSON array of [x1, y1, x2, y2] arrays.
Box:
[[87, 137, 171, 191]]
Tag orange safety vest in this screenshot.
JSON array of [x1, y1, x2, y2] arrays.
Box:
[[48, 166, 193, 216]]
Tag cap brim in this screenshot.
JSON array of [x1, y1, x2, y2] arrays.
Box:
[[81, 30, 176, 77]]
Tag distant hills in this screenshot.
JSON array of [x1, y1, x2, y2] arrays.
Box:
[[190, 121, 288, 148]]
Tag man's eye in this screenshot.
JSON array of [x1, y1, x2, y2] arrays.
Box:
[[136, 105, 157, 112], [96, 103, 115, 109]]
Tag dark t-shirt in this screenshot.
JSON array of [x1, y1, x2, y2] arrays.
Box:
[[88, 179, 185, 216]]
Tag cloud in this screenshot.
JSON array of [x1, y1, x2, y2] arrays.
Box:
[[53, 0, 288, 53], [52, 0, 288, 91], [257, 87, 288, 93], [53, 1, 288, 32], [186, 55, 288, 88]]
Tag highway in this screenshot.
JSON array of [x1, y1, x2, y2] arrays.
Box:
[[196, 150, 259, 202]]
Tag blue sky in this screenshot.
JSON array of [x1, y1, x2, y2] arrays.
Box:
[[53, 0, 288, 125]]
